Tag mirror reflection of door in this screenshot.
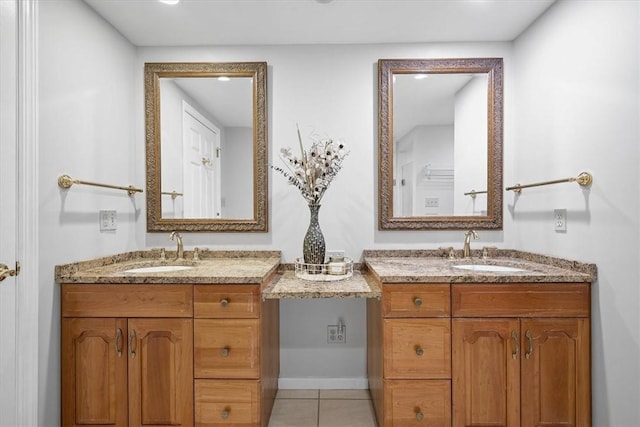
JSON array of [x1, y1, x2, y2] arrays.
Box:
[[182, 101, 221, 218], [159, 76, 254, 220], [400, 162, 414, 216]]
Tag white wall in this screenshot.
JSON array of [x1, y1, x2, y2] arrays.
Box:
[[38, 0, 138, 423], [510, 1, 640, 425], [454, 76, 488, 215]]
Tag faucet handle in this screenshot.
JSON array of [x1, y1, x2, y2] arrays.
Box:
[[193, 247, 200, 261], [159, 248, 166, 261]]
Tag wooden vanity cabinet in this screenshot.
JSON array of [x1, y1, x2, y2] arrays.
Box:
[[62, 282, 279, 427], [61, 284, 194, 427], [452, 284, 591, 427], [368, 281, 591, 427], [193, 284, 279, 427], [368, 283, 452, 426]]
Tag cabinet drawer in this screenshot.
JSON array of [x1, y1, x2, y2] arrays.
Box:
[[383, 284, 450, 317], [452, 283, 590, 317], [383, 319, 451, 379], [195, 319, 259, 378], [194, 285, 260, 319], [384, 380, 451, 426], [195, 379, 260, 426], [61, 284, 193, 317]]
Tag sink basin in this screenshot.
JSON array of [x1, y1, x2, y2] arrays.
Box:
[[124, 265, 194, 274], [453, 264, 526, 273]]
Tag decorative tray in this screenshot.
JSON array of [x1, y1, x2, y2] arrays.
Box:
[[294, 257, 354, 282]]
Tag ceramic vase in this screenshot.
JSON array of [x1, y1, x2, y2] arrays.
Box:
[[303, 204, 326, 273]]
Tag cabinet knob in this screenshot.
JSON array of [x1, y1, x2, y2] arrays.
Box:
[[415, 346, 424, 356], [413, 297, 422, 307], [220, 298, 229, 307], [221, 346, 230, 357], [415, 409, 424, 421], [221, 407, 230, 419]]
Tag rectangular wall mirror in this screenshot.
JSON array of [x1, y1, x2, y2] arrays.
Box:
[[378, 57, 503, 230], [145, 62, 268, 232]]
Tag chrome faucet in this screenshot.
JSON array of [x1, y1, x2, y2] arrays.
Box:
[[169, 231, 184, 260], [462, 230, 479, 258]]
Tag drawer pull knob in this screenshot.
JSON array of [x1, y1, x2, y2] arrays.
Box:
[[415, 346, 424, 356], [413, 297, 422, 307], [220, 298, 229, 307], [415, 409, 424, 421], [221, 407, 230, 419], [221, 347, 230, 357]]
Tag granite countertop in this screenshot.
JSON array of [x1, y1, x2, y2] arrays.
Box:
[[363, 249, 597, 284], [55, 249, 281, 285], [262, 270, 381, 299]]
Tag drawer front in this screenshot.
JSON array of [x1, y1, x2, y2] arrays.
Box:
[[383, 318, 451, 379], [383, 284, 450, 317], [384, 380, 451, 426], [195, 379, 260, 426], [195, 319, 260, 379], [194, 285, 260, 319], [452, 283, 590, 317], [61, 284, 193, 317]]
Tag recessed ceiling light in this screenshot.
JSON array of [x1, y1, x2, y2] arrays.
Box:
[[158, 0, 180, 5]]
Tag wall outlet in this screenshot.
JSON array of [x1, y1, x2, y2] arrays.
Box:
[[100, 210, 117, 231], [554, 209, 567, 232], [327, 324, 346, 344], [425, 197, 439, 207]]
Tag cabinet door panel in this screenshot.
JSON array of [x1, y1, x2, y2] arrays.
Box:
[[195, 319, 260, 379], [383, 318, 451, 379], [128, 318, 194, 426], [452, 319, 520, 427], [521, 318, 590, 427], [61, 318, 127, 427]]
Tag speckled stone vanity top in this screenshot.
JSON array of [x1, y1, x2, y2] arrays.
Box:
[[262, 270, 381, 299], [363, 249, 597, 284], [55, 249, 281, 284]]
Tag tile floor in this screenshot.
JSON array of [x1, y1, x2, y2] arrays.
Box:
[[268, 389, 378, 427]]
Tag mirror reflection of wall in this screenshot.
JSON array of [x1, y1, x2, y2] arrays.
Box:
[[159, 77, 254, 220], [392, 72, 488, 218]]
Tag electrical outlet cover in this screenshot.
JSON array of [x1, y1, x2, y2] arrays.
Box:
[[554, 209, 567, 232]]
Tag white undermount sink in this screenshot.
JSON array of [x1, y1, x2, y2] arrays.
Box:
[[453, 264, 526, 273], [124, 265, 194, 274]]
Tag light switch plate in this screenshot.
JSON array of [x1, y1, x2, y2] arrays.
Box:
[[100, 210, 117, 231]]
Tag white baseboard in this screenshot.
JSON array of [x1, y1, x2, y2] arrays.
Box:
[[278, 377, 369, 390]]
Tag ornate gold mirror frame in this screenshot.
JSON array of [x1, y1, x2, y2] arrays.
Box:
[[145, 62, 268, 232], [378, 57, 503, 230]]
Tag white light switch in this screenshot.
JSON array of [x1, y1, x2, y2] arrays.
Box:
[[100, 210, 117, 231]]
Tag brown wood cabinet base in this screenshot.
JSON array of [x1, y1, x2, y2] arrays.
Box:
[[61, 283, 279, 427], [368, 281, 591, 427]]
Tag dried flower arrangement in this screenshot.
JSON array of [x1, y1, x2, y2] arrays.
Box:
[[272, 125, 348, 205]]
